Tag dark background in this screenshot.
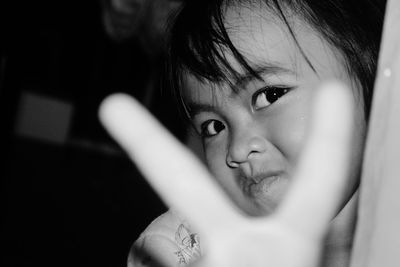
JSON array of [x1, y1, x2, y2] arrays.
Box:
[[1, 1, 185, 266]]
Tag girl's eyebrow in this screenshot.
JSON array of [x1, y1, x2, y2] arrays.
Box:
[[186, 102, 216, 118], [234, 63, 295, 88]]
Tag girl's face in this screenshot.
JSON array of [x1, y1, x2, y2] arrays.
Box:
[[182, 5, 366, 216]]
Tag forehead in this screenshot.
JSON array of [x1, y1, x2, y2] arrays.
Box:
[[182, 3, 347, 104], [224, 3, 344, 72]]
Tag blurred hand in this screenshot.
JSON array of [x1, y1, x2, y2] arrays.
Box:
[[99, 81, 354, 267]]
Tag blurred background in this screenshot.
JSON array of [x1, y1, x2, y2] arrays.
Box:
[[1, 1, 188, 266]]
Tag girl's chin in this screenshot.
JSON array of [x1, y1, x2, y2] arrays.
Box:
[[246, 184, 288, 216], [250, 199, 279, 216], [236, 196, 279, 217]]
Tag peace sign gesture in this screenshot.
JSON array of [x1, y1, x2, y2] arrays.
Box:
[[99, 82, 354, 267]]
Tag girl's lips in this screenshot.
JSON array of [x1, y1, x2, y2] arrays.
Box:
[[240, 172, 283, 198], [248, 175, 281, 197], [237, 171, 289, 216]]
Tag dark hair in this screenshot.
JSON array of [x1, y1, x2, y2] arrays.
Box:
[[167, 0, 386, 120]]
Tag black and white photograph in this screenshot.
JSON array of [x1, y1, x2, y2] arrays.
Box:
[[2, 0, 398, 267]]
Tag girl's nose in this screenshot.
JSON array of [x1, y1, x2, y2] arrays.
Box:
[[226, 131, 268, 168]]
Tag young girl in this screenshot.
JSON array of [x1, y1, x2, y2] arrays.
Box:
[[102, 0, 385, 266]]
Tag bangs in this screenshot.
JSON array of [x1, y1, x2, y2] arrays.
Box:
[[165, 0, 306, 121], [167, 0, 262, 91], [166, 0, 382, 120], [167, 0, 312, 97]]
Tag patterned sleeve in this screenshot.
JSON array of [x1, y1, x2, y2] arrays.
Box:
[[128, 210, 202, 267]]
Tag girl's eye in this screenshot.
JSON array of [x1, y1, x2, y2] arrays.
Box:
[[253, 86, 291, 110], [200, 120, 225, 138]]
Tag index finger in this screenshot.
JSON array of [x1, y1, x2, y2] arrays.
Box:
[[99, 94, 242, 234]]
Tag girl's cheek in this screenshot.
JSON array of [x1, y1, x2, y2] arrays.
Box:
[[268, 109, 310, 167], [204, 141, 240, 193], [204, 143, 226, 176]]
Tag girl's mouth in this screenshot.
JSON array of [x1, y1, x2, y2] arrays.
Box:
[[237, 171, 289, 216], [240, 172, 282, 198], [247, 175, 281, 198]]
